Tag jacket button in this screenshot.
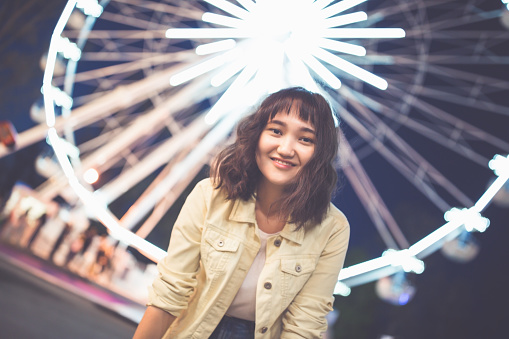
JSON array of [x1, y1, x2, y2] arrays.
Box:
[[295, 264, 302, 273], [261, 327, 268, 333], [218, 240, 224, 247], [264, 282, 272, 290], [274, 238, 281, 247]]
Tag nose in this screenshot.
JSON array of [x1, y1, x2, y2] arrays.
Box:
[[277, 136, 295, 158]]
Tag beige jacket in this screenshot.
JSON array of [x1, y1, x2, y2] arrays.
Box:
[[148, 178, 350, 339]]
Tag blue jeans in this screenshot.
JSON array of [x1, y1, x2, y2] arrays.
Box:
[[209, 316, 255, 339]]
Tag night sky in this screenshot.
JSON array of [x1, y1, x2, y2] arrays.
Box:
[[1, 1, 509, 339]]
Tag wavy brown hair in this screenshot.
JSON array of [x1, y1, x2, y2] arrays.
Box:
[[211, 87, 339, 231]]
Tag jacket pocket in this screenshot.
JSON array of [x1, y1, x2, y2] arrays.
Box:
[[280, 257, 317, 306], [201, 227, 241, 272]]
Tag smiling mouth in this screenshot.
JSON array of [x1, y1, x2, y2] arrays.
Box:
[[272, 158, 296, 167]]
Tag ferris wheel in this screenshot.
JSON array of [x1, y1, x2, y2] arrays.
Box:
[[5, 0, 508, 299]]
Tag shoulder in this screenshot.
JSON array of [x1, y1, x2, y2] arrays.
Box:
[[321, 203, 350, 233], [190, 177, 231, 208]]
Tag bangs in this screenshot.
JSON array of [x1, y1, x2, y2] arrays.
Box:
[[267, 97, 316, 127]]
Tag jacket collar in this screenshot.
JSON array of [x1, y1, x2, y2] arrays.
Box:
[[229, 197, 305, 245]]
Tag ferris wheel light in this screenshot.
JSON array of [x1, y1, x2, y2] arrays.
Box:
[[236, 0, 256, 11], [301, 53, 342, 89], [45, 132, 80, 160], [166, 0, 404, 93], [202, 12, 244, 28], [323, 28, 406, 39], [211, 58, 246, 87], [204, 0, 250, 19], [76, 0, 103, 18], [312, 47, 388, 89], [333, 281, 351, 297], [318, 38, 366, 56], [170, 51, 235, 86], [382, 249, 425, 274], [55, 36, 81, 61], [444, 207, 490, 233], [325, 11, 368, 28], [196, 39, 236, 55], [166, 28, 251, 39], [488, 154, 509, 177], [319, 0, 368, 18], [314, 0, 334, 10], [43, 85, 73, 110], [83, 168, 99, 184]]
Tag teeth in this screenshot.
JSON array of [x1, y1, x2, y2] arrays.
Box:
[[274, 158, 293, 166]]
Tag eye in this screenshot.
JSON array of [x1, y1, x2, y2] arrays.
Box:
[[300, 136, 314, 144], [268, 128, 282, 135]]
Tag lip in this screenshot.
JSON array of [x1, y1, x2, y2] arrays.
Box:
[[271, 157, 296, 169]]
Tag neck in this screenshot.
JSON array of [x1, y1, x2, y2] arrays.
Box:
[[256, 179, 284, 213], [255, 179, 287, 233]]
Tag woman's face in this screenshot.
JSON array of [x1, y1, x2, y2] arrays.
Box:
[[255, 110, 316, 189]]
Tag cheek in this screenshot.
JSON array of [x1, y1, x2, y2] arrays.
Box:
[[301, 147, 315, 167]]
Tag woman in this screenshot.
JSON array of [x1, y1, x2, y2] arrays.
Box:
[[133, 87, 350, 339]]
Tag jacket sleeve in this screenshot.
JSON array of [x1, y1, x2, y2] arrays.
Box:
[[147, 179, 210, 317], [281, 214, 350, 338]]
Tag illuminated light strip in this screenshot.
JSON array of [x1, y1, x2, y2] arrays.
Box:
[[71, 182, 167, 263], [47, 128, 77, 177], [314, 0, 335, 10], [235, 0, 255, 11], [202, 12, 245, 28], [196, 39, 236, 55], [334, 281, 351, 297], [301, 53, 342, 89], [338, 255, 394, 281], [211, 57, 248, 87], [475, 154, 509, 211], [170, 51, 235, 86], [166, 28, 250, 39], [204, 0, 250, 20], [323, 28, 406, 39], [318, 38, 366, 56], [337, 154, 509, 289], [285, 49, 321, 92], [205, 62, 259, 124], [312, 47, 387, 89], [49, 126, 166, 262], [43, 0, 77, 128], [325, 11, 368, 28], [407, 219, 463, 258], [320, 0, 368, 19]]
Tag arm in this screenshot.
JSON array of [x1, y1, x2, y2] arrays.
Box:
[[142, 180, 211, 329], [281, 215, 350, 338], [132, 306, 176, 339]]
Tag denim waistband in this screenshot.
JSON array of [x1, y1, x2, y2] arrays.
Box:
[[209, 315, 255, 339]]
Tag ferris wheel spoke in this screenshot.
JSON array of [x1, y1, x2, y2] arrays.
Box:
[[357, 88, 498, 167], [338, 87, 475, 209], [339, 132, 410, 250], [99, 115, 211, 205]]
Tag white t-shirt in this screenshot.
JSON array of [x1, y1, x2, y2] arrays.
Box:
[[226, 228, 278, 321]]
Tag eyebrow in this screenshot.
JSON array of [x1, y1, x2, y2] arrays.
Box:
[[268, 119, 316, 134]]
